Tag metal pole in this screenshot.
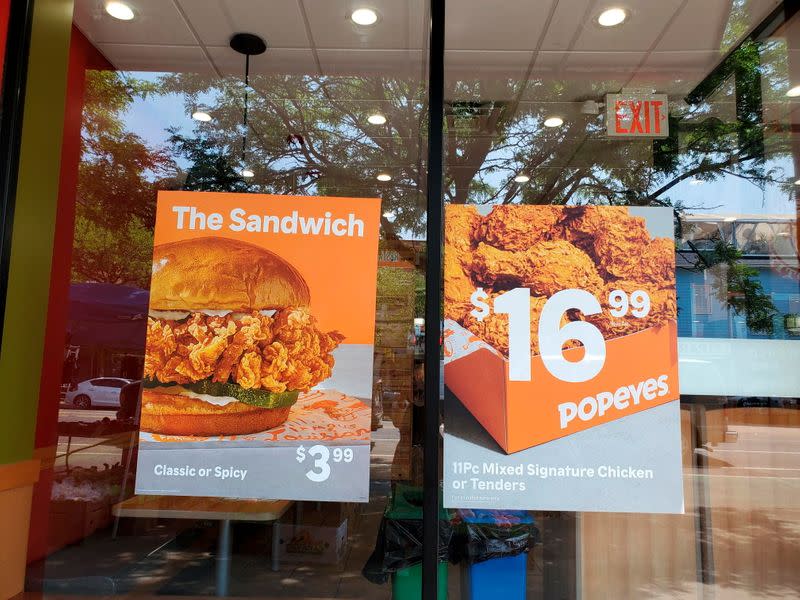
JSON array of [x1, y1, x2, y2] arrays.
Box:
[[423, 0, 445, 598], [216, 519, 232, 597]]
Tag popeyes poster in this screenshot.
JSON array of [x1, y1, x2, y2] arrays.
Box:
[[443, 205, 683, 513], [134, 191, 380, 502]]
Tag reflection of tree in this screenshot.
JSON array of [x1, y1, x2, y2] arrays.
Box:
[[152, 33, 795, 225], [71, 32, 794, 284], [157, 37, 793, 223], [168, 129, 247, 192], [689, 237, 778, 334], [158, 74, 428, 240], [72, 71, 174, 287], [448, 41, 791, 208]]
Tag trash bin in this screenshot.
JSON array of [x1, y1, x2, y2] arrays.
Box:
[[455, 509, 534, 600], [362, 484, 453, 600]]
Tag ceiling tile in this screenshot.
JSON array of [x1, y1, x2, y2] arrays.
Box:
[[176, 0, 311, 49], [539, 0, 594, 51], [622, 51, 722, 97], [572, 1, 685, 52], [74, 0, 197, 45], [445, 50, 533, 101], [96, 44, 213, 73], [519, 51, 643, 102], [316, 49, 425, 76], [657, 0, 781, 52], [206, 45, 317, 76], [446, 0, 556, 51], [303, 0, 426, 50]]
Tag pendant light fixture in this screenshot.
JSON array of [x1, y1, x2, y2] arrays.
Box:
[[230, 33, 267, 179]]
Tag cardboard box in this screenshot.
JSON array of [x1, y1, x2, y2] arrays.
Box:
[[282, 520, 347, 565], [280, 503, 351, 565], [443, 319, 679, 454]]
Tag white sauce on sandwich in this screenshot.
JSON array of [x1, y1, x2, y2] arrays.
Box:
[[152, 384, 240, 406]]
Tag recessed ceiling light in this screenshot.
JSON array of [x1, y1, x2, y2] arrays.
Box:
[[514, 174, 530, 183], [241, 168, 255, 178], [597, 7, 627, 27], [377, 173, 392, 182], [191, 110, 212, 122], [544, 116, 564, 127], [794, 178, 800, 185], [367, 113, 387, 125], [105, 1, 135, 21], [787, 85, 800, 97], [351, 8, 378, 26]]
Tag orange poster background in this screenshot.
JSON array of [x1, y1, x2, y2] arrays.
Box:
[[152, 191, 381, 344]]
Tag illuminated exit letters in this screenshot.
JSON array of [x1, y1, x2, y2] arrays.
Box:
[[606, 93, 669, 138]]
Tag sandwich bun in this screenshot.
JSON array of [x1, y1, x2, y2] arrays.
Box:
[[150, 237, 310, 311], [140, 389, 292, 436]]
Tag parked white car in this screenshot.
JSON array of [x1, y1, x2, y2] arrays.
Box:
[[65, 377, 132, 409]]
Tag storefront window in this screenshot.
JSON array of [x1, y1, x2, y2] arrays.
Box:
[[20, 1, 430, 598], [441, 1, 800, 598], [1, 1, 799, 599]]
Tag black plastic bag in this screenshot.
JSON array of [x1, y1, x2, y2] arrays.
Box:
[[452, 510, 534, 565], [362, 516, 453, 584]]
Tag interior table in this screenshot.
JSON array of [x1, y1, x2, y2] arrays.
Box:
[[112, 495, 293, 597]]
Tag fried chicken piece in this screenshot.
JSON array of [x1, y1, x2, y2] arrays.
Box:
[[445, 205, 481, 253], [560, 206, 651, 279], [258, 308, 345, 393], [459, 294, 549, 355], [444, 206, 481, 310], [213, 313, 273, 382], [461, 311, 510, 354], [445, 256, 477, 314], [470, 243, 521, 288], [144, 309, 343, 393], [478, 205, 562, 251], [639, 237, 675, 285], [519, 241, 605, 298], [470, 240, 604, 299], [235, 351, 262, 389], [445, 300, 474, 323]]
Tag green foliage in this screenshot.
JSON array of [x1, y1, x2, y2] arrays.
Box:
[[377, 267, 417, 304], [72, 70, 174, 287], [72, 213, 153, 286], [167, 128, 248, 192]]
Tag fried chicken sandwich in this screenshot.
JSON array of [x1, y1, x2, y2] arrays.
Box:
[[142, 237, 344, 436]]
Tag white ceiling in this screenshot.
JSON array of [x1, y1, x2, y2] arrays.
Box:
[[74, 0, 782, 101], [74, 0, 429, 79]]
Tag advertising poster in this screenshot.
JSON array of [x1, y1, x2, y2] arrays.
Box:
[[134, 191, 380, 501], [443, 205, 683, 513]]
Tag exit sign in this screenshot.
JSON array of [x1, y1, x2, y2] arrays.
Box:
[[606, 93, 668, 138]]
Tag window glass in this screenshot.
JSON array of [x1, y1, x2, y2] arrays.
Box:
[[26, 2, 430, 598], [442, 1, 800, 598]]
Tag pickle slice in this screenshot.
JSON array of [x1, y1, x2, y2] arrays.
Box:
[[142, 378, 299, 409]]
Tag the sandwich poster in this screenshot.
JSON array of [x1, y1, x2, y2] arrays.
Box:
[[134, 191, 380, 501], [443, 205, 683, 513]]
